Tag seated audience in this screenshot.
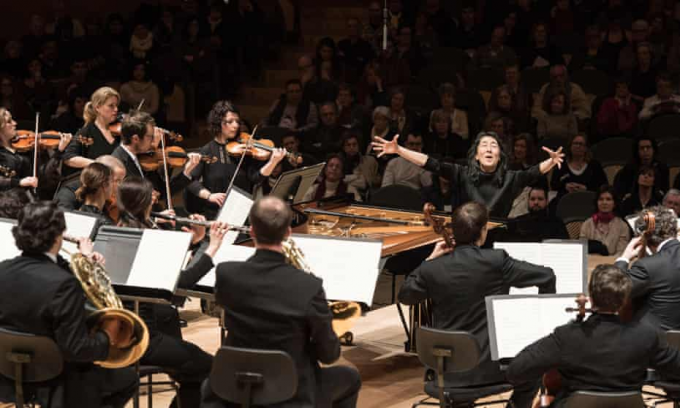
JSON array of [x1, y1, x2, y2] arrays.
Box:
[[629, 42, 660, 102], [304, 101, 344, 160], [264, 79, 319, 134], [422, 157, 454, 212], [494, 65, 530, 117], [596, 77, 639, 138], [532, 65, 590, 121], [386, 87, 416, 137], [340, 133, 380, 192], [569, 25, 616, 74], [580, 185, 630, 256], [505, 185, 569, 242], [303, 154, 361, 201], [663, 189, 680, 216], [509, 133, 538, 171], [620, 165, 665, 217], [550, 133, 608, 199], [519, 23, 565, 69], [536, 87, 578, 140], [615, 136, 670, 198], [119, 61, 159, 116], [280, 133, 317, 171], [336, 83, 364, 130], [430, 82, 469, 140], [508, 264, 680, 404], [356, 61, 388, 109], [473, 26, 518, 70], [488, 84, 530, 133], [424, 109, 468, 160], [299, 54, 338, 104], [638, 72, 680, 120], [382, 133, 432, 191], [337, 18, 376, 83]]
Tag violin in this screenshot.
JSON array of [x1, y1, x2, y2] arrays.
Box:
[[11, 130, 92, 151], [226, 132, 302, 164], [108, 122, 183, 144], [138, 146, 217, 172], [423, 202, 454, 248]]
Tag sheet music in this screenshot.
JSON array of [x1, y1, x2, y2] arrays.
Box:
[[488, 295, 577, 359], [198, 244, 256, 287], [0, 220, 20, 261], [291, 234, 383, 305], [494, 241, 586, 294], [126, 229, 192, 292], [62, 212, 99, 255], [216, 187, 253, 244]]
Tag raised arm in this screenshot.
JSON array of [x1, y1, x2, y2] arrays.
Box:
[[372, 135, 428, 167], [538, 146, 565, 174]]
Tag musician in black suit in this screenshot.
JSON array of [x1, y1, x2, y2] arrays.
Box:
[[615, 205, 680, 330], [110, 110, 199, 205], [0, 201, 137, 408], [507, 264, 680, 407], [202, 196, 361, 408], [398, 201, 556, 408]]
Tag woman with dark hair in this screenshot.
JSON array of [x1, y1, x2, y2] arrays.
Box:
[[76, 162, 114, 225], [629, 42, 659, 101], [119, 61, 160, 116], [387, 86, 416, 137], [116, 176, 227, 408], [614, 136, 670, 198], [488, 84, 530, 133], [302, 154, 361, 202], [509, 133, 538, 170], [536, 86, 578, 140], [373, 131, 565, 217], [315, 37, 342, 82], [185, 100, 286, 219], [550, 133, 608, 198], [620, 165, 665, 217], [579, 185, 630, 255], [429, 82, 469, 139]]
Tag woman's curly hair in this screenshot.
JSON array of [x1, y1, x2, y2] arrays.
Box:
[[13, 202, 66, 253], [207, 100, 240, 137]]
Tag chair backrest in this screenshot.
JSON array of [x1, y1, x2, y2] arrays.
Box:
[[591, 137, 633, 167], [565, 220, 584, 240], [369, 184, 423, 210], [647, 114, 680, 142], [468, 68, 505, 91], [210, 346, 297, 406], [658, 139, 680, 167], [521, 67, 550, 94], [0, 328, 63, 383], [415, 327, 481, 373], [555, 191, 597, 222], [564, 390, 645, 408], [571, 69, 611, 97], [603, 164, 623, 186]]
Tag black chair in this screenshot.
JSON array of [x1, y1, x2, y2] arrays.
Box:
[[563, 390, 645, 407], [644, 330, 680, 407], [256, 126, 290, 147], [133, 365, 181, 408], [591, 137, 633, 185], [658, 139, 680, 167], [209, 346, 297, 408], [647, 114, 680, 142], [412, 327, 513, 408], [520, 67, 550, 94], [0, 328, 64, 407], [369, 184, 423, 211], [555, 191, 597, 224]]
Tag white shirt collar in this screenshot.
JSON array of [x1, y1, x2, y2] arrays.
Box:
[[43, 252, 57, 263], [657, 238, 677, 252]]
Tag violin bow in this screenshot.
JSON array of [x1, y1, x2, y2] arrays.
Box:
[[32, 113, 40, 179], [224, 125, 258, 199], [159, 126, 173, 211]]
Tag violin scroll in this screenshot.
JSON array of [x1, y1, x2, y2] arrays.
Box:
[[423, 203, 455, 249]]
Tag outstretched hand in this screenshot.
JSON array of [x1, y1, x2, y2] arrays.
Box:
[[371, 135, 400, 158], [542, 146, 565, 169]]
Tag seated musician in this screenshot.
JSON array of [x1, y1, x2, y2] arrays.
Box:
[[0, 201, 137, 407], [54, 155, 126, 211], [111, 110, 200, 206], [302, 154, 362, 202], [0, 107, 70, 194], [0, 187, 32, 219], [202, 196, 362, 408], [398, 201, 556, 408], [185, 101, 286, 220], [116, 176, 227, 408], [507, 264, 680, 406], [615, 205, 680, 330], [75, 162, 116, 225], [372, 131, 564, 218]]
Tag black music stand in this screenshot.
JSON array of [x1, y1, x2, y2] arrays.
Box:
[[270, 163, 325, 204]]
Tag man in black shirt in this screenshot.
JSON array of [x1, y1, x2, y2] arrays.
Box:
[[508, 264, 680, 406], [506, 185, 569, 242], [399, 201, 556, 407]]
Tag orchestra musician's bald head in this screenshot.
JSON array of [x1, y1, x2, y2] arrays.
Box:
[[249, 196, 293, 246]]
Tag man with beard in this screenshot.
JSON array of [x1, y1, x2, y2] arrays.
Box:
[[505, 185, 569, 242]]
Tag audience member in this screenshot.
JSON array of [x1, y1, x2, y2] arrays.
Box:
[[340, 132, 380, 192], [569, 25, 615, 74], [304, 101, 344, 160], [356, 61, 388, 109], [519, 22, 565, 69], [495, 65, 530, 116], [620, 164, 665, 217], [280, 133, 317, 171], [336, 83, 364, 130], [532, 65, 590, 120], [615, 136, 670, 198], [422, 157, 454, 212], [424, 109, 468, 159], [488, 84, 530, 133], [299, 54, 338, 104], [536, 87, 578, 140], [629, 42, 660, 101], [638, 72, 680, 120], [303, 154, 361, 201], [509, 133, 538, 170], [264, 79, 318, 134], [454, 3, 484, 52], [619, 20, 661, 72], [473, 26, 518, 70], [506, 185, 569, 242], [338, 18, 376, 83], [663, 189, 680, 216], [382, 133, 432, 190], [550, 133, 608, 199], [430, 82, 469, 139], [580, 185, 630, 256], [596, 77, 639, 138], [119, 61, 160, 116], [386, 87, 416, 137]]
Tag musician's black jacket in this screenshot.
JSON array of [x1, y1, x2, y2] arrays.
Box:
[[214, 249, 340, 407], [185, 139, 266, 219], [0, 253, 118, 407], [0, 146, 63, 197], [507, 313, 680, 406], [399, 244, 556, 386], [615, 239, 680, 330], [111, 145, 192, 203], [63, 122, 119, 176], [423, 158, 544, 218]]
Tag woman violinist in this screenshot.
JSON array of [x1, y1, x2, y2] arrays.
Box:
[[116, 176, 227, 407], [185, 100, 286, 219], [62, 86, 120, 174], [0, 107, 71, 194], [75, 162, 116, 226]]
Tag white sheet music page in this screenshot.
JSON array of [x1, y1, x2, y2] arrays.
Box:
[[494, 242, 542, 295], [290, 235, 383, 305], [126, 229, 192, 291], [62, 212, 99, 255], [492, 296, 575, 359], [199, 244, 256, 287], [216, 188, 253, 244], [0, 221, 20, 261], [541, 243, 585, 293]]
